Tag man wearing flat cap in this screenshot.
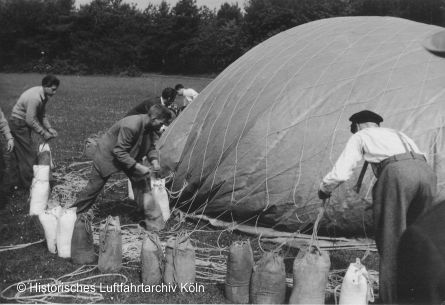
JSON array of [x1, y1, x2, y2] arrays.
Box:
[[318, 110, 437, 304]]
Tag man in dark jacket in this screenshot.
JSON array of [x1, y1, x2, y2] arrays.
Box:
[[126, 87, 177, 119], [397, 200, 445, 304], [72, 104, 172, 229]]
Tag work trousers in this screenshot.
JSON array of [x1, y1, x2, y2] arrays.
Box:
[[72, 164, 163, 231], [72, 164, 111, 214], [372, 157, 436, 304], [9, 118, 37, 189], [0, 136, 13, 208]]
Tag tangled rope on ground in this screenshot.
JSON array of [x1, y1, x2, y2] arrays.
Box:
[[0, 265, 127, 304]]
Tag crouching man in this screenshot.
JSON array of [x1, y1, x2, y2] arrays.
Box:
[[72, 104, 172, 231]]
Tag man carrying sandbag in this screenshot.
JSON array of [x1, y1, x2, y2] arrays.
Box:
[[72, 104, 173, 231], [317, 110, 437, 304], [8, 75, 59, 189]]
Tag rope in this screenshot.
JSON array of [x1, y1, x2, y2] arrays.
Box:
[[0, 239, 45, 252], [309, 204, 325, 249], [0, 265, 127, 303]]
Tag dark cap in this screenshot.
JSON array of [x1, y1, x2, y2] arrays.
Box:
[[349, 110, 383, 124]]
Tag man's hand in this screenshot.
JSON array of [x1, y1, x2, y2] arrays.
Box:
[[6, 138, 14, 152], [134, 163, 151, 176], [318, 189, 331, 200], [151, 159, 160, 172], [151, 160, 161, 178], [43, 131, 55, 141], [48, 128, 58, 137]]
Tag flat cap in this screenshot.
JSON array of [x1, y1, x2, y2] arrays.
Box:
[[349, 110, 383, 124]]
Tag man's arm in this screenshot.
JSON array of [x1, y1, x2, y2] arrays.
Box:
[[42, 114, 52, 130], [112, 126, 138, 170], [147, 132, 160, 169], [25, 99, 51, 137], [320, 135, 364, 194], [0, 108, 13, 141]]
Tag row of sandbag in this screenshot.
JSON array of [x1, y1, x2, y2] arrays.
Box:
[[39, 210, 123, 273], [141, 232, 195, 286], [225, 240, 372, 305], [40, 209, 196, 286], [72, 214, 197, 287]]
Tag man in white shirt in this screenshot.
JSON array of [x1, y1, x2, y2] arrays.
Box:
[[318, 110, 437, 304], [174, 84, 198, 110]]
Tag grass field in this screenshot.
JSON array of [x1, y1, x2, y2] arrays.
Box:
[[0, 73, 378, 304]]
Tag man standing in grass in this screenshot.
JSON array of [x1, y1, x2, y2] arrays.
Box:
[[318, 110, 437, 304], [73, 104, 172, 231], [9, 75, 59, 189], [0, 106, 14, 213]]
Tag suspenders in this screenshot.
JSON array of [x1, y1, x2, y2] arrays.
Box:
[[353, 131, 412, 193]]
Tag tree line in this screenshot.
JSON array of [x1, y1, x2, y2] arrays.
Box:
[[0, 0, 443, 75]]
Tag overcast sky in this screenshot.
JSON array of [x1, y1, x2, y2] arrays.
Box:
[[75, 0, 246, 10]]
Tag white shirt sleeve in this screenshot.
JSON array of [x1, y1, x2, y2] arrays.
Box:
[[320, 134, 364, 193]]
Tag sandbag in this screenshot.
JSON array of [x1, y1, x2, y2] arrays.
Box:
[[250, 252, 286, 304], [98, 216, 122, 273], [289, 245, 331, 304], [137, 191, 164, 231], [50, 205, 62, 218], [339, 258, 370, 305], [37, 151, 51, 166], [164, 233, 195, 286], [56, 207, 77, 258], [38, 210, 58, 254], [29, 165, 50, 215], [38, 143, 54, 168], [225, 240, 254, 303], [71, 213, 96, 265], [141, 231, 164, 285], [150, 178, 170, 221]]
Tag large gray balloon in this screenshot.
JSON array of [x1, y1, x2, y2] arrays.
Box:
[[159, 16, 445, 235]]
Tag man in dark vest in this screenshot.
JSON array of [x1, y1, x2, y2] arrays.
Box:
[[318, 110, 437, 304]]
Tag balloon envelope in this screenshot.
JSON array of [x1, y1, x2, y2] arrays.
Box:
[[159, 16, 445, 235]]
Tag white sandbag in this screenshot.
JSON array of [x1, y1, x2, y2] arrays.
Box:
[[50, 205, 62, 218], [47, 198, 61, 211], [38, 210, 58, 254], [56, 207, 77, 258], [39, 143, 54, 168], [29, 165, 50, 215], [128, 178, 134, 200], [151, 178, 170, 221], [339, 258, 370, 305]]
